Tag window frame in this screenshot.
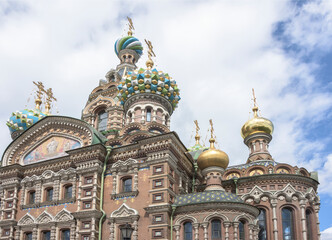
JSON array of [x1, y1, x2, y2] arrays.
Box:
[[258, 208, 268, 240], [41, 230, 51, 240], [63, 184, 73, 200], [45, 187, 54, 202], [153, 179, 164, 188], [60, 229, 70, 240], [282, 207, 295, 240], [183, 221, 193, 240], [83, 201, 92, 209], [96, 109, 108, 131], [152, 193, 164, 203], [211, 219, 222, 239], [238, 219, 246, 240], [28, 190, 36, 204], [84, 176, 93, 185], [122, 177, 133, 193], [153, 165, 164, 175]]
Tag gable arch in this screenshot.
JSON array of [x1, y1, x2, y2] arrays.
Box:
[[18, 213, 36, 226], [175, 215, 198, 225], [203, 212, 229, 222]]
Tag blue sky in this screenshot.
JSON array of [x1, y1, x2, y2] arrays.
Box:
[[0, 0, 332, 238]]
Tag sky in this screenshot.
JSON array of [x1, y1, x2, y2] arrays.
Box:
[[0, 0, 332, 238]]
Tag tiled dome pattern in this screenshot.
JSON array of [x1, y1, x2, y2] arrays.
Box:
[[174, 190, 243, 207], [117, 68, 181, 109], [7, 109, 46, 134]]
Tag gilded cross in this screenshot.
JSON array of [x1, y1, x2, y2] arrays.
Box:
[[127, 17, 135, 36]]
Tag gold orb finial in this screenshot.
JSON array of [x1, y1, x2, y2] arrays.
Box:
[[241, 89, 274, 139], [145, 39, 156, 69], [197, 119, 229, 170]]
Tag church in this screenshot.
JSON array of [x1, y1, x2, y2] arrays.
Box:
[[1, 18, 321, 240]]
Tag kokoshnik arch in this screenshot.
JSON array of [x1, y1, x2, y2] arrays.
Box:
[[0, 17, 320, 240]]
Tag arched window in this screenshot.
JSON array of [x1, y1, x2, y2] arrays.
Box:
[[25, 232, 33, 240], [282, 208, 295, 240], [184, 222, 193, 240], [61, 229, 70, 240], [239, 220, 246, 240], [123, 178, 132, 192], [97, 110, 108, 131], [64, 185, 73, 199], [258, 209, 267, 240], [306, 209, 313, 240], [211, 219, 222, 239], [28, 190, 35, 204], [146, 108, 151, 122], [45, 187, 53, 202]]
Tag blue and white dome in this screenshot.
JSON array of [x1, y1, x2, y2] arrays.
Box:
[[7, 109, 46, 137], [114, 36, 143, 57]]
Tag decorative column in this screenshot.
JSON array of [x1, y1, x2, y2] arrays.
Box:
[[77, 175, 83, 210], [314, 203, 321, 240], [109, 221, 115, 240], [51, 225, 56, 240], [70, 222, 76, 240], [53, 178, 60, 201], [112, 171, 117, 194], [131, 112, 135, 123], [33, 226, 38, 240], [141, 109, 145, 122], [193, 223, 199, 240], [201, 222, 208, 240], [91, 218, 96, 240], [174, 225, 180, 240], [300, 198, 307, 240], [233, 222, 239, 240], [248, 224, 254, 240], [132, 219, 138, 240], [133, 168, 138, 191], [152, 110, 157, 121], [270, 198, 278, 240], [224, 222, 231, 240]]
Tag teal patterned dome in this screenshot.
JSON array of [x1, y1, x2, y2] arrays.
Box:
[[117, 68, 181, 109], [7, 109, 46, 135], [114, 36, 143, 57], [188, 143, 209, 160], [174, 190, 243, 207]]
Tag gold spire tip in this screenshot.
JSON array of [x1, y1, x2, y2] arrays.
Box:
[[33, 81, 45, 110], [194, 120, 200, 144], [127, 17, 134, 36], [145, 39, 156, 69], [251, 88, 259, 117]]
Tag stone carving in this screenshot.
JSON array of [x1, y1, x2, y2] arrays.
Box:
[[110, 203, 138, 218], [18, 213, 36, 226], [112, 158, 138, 168], [54, 208, 74, 222], [36, 211, 54, 224]]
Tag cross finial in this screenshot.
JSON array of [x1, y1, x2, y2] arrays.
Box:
[[42, 88, 57, 114], [33, 81, 45, 110], [145, 39, 156, 69], [209, 119, 216, 148], [251, 88, 259, 117], [127, 17, 135, 36], [194, 120, 200, 145]]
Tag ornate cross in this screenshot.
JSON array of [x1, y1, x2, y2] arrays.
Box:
[[127, 17, 135, 36]]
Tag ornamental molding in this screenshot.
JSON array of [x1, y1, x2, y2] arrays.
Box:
[[174, 214, 198, 225], [203, 211, 230, 222], [18, 213, 35, 226], [242, 183, 319, 204], [2, 116, 94, 167], [83, 94, 117, 115], [54, 208, 74, 222], [110, 203, 139, 221], [111, 158, 138, 168], [36, 211, 54, 224], [21, 167, 76, 184]]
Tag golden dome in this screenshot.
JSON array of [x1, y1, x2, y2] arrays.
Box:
[[241, 106, 274, 139], [197, 138, 229, 170]]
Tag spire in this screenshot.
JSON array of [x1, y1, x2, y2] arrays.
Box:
[[127, 17, 134, 36], [33, 81, 45, 110], [42, 88, 57, 115], [194, 120, 200, 145], [144, 39, 156, 69], [251, 88, 259, 117]]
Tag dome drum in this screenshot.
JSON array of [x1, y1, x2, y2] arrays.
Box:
[[118, 49, 140, 65], [243, 132, 272, 146]]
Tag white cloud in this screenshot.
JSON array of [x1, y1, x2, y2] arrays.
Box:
[[322, 227, 332, 240], [0, 0, 331, 198]]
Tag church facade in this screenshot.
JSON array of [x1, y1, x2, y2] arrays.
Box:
[[1, 19, 320, 240]]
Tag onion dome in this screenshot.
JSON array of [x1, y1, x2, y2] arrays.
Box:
[[197, 137, 229, 170], [114, 36, 143, 59], [6, 109, 46, 139], [117, 68, 181, 109], [241, 106, 274, 139]]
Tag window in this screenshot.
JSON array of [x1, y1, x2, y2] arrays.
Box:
[[83, 202, 91, 209], [146, 108, 152, 122], [85, 176, 93, 184], [97, 110, 108, 131], [6, 201, 13, 208], [82, 235, 90, 240], [184, 222, 192, 240], [25, 232, 33, 240], [153, 229, 163, 238], [6, 212, 11, 219], [153, 165, 163, 174], [64, 185, 73, 199], [28, 191, 35, 204], [211, 219, 222, 239], [45, 188, 53, 201], [82, 222, 91, 229], [153, 215, 163, 223], [282, 208, 294, 240], [306, 210, 313, 240], [42, 231, 51, 240], [258, 209, 267, 240], [84, 189, 92, 197], [7, 191, 14, 198], [169, 182, 174, 191], [61, 229, 70, 240], [123, 178, 132, 192], [153, 179, 163, 188], [239, 220, 245, 240], [3, 229, 10, 236], [153, 193, 163, 202]]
